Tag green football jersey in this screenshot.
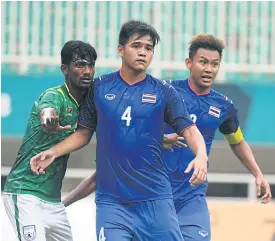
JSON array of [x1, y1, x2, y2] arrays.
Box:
[[4, 83, 79, 202]]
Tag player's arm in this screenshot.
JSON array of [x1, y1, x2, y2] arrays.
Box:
[[180, 125, 207, 161], [164, 84, 208, 186], [163, 133, 187, 152], [30, 126, 94, 175], [38, 90, 71, 132], [219, 105, 272, 203], [180, 125, 208, 186], [30, 86, 97, 174], [63, 172, 96, 207]]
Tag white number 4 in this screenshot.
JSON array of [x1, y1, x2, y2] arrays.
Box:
[[99, 227, 106, 241], [121, 106, 132, 126]]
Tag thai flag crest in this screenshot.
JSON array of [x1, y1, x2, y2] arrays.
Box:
[[208, 106, 221, 118], [142, 93, 157, 104]]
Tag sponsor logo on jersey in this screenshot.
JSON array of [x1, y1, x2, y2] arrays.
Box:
[[105, 94, 116, 100], [23, 225, 36, 241], [208, 106, 221, 118], [198, 230, 209, 238], [142, 93, 157, 103]]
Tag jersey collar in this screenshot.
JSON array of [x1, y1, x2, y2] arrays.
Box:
[[118, 70, 148, 86], [187, 78, 211, 97], [60, 83, 79, 107]]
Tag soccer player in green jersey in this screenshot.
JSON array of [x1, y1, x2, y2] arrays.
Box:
[[3, 40, 97, 241]]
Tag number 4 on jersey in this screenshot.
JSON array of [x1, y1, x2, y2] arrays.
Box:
[[99, 227, 106, 241], [121, 106, 132, 126]]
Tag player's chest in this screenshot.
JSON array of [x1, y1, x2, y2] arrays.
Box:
[[60, 101, 78, 126], [95, 84, 165, 121], [186, 97, 226, 131]]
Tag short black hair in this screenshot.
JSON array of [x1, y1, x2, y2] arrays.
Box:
[[61, 40, 97, 65], [119, 20, 160, 47], [189, 34, 225, 60]]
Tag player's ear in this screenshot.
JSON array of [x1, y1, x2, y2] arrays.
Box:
[[185, 58, 192, 70], [118, 44, 124, 57], [60, 64, 68, 76]]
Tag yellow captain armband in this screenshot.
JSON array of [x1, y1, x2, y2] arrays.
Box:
[[223, 127, 244, 144]]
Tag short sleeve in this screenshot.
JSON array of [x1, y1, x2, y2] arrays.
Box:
[[219, 101, 240, 134], [38, 91, 63, 115], [163, 83, 194, 134], [78, 84, 97, 130]]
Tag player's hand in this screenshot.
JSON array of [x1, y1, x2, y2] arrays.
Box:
[[163, 133, 187, 152], [30, 149, 56, 175], [40, 108, 71, 133], [184, 155, 208, 186], [255, 175, 272, 204]]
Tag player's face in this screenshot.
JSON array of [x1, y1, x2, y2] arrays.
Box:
[[62, 57, 95, 90], [186, 48, 221, 89], [118, 34, 154, 72]]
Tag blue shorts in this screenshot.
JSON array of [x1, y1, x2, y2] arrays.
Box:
[[175, 195, 211, 241], [96, 198, 184, 241]]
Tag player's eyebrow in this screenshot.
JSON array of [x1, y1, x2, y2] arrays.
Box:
[[73, 59, 94, 65], [131, 37, 154, 48], [199, 56, 219, 61], [131, 40, 154, 49]]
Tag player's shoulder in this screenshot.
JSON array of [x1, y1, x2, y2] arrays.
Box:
[[147, 75, 175, 90], [209, 88, 234, 107], [166, 79, 188, 90], [145, 76, 176, 98], [40, 84, 65, 99], [94, 71, 118, 86], [159, 79, 188, 96]]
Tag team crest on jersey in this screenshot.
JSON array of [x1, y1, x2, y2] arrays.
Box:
[[142, 93, 156, 103], [67, 107, 72, 113], [208, 106, 221, 118], [23, 225, 36, 241]]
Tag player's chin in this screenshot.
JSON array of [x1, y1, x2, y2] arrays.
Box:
[[132, 65, 148, 72], [79, 82, 92, 89], [200, 79, 214, 87]]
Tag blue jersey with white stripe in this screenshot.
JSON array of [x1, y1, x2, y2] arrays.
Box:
[[162, 79, 239, 201], [78, 71, 194, 203]]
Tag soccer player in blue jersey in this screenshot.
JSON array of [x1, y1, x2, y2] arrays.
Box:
[[30, 20, 208, 241], [162, 34, 272, 241]]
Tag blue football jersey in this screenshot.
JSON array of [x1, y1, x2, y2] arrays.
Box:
[[162, 79, 240, 201], [78, 71, 194, 203]]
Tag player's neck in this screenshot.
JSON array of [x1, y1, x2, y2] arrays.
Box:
[[189, 78, 211, 95], [120, 66, 147, 85], [65, 82, 86, 104]]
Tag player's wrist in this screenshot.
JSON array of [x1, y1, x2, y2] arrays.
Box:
[[197, 153, 208, 162], [254, 172, 264, 179], [49, 146, 59, 159]]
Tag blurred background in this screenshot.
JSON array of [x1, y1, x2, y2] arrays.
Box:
[[1, 1, 275, 241]]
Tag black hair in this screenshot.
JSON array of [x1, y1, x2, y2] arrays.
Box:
[[61, 40, 97, 65], [189, 34, 225, 60], [119, 20, 160, 47]]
